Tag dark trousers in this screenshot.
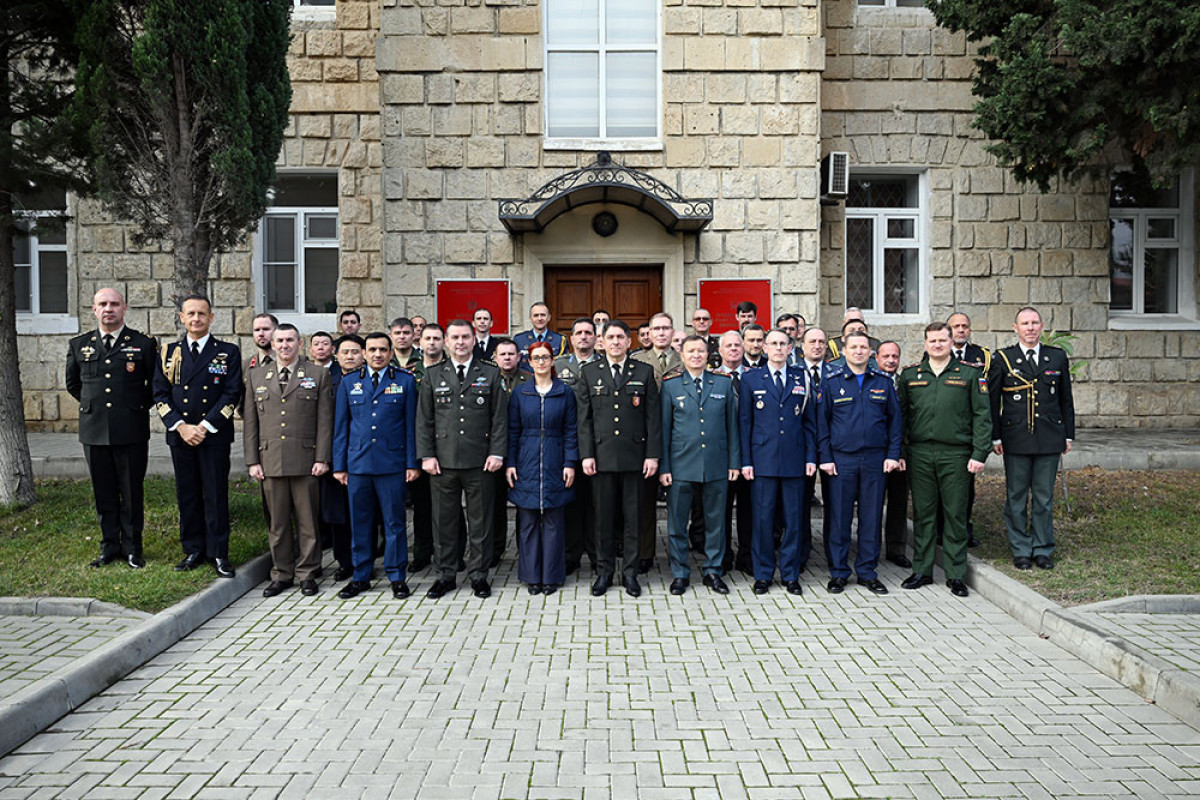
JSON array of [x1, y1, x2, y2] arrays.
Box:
[[804, 471, 831, 569], [637, 475, 658, 561], [564, 474, 596, 568], [724, 475, 753, 571], [593, 470, 643, 580], [751, 476, 805, 583], [687, 491, 705, 552], [668, 479, 727, 579], [170, 443, 231, 561], [488, 472, 509, 566], [1003, 452, 1060, 558], [410, 471, 435, 564], [84, 441, 148, 559], [516, 506, 566, 586], [348, 472, 408, 583], [319, 474, 352, 572], [883, 469, 908, 560], [431, 467, 493, 583], [826, 450, 886, 581]]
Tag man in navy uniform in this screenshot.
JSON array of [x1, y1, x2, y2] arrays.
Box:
[[739, 328, 817, 595], [989, 306, 1074, 571], [817, 331, 902, 595], [513, 301, 566, 369], [946, 311, 990, 547], [66, 288, 157, 569], [153, 295, 242, 578], [660, 335, 740, 595], [332, 332, 420, 599]]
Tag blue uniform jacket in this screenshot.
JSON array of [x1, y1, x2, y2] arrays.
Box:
[[505, 379, 579, 511], [333, 366, 419, 475], [816, 366, 902, 462], [660, 371, 740, 482], [513, 329, 567, 370], [738, 364, 817, 477], [153, 337, 242, 447]]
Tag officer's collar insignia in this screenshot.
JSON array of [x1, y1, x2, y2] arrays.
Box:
[[839, 387, 845, 395], [80, 345, 96, 359], [265, 371, 274, 380]]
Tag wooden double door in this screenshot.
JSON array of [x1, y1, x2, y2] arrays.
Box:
[[543, 265, 662, 335]]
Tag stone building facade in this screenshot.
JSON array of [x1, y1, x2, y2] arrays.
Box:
[[14, 0, 1199, 430]]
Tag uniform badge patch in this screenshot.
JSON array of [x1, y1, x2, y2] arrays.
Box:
[[126, 362, 136, 372], [81, 345, 96, 359], [350, 382, 364, 395], [632, 395, 641, 407], [300, 377, 317, 389]]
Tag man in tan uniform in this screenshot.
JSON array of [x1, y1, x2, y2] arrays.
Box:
[[244, 324, 334, 597]]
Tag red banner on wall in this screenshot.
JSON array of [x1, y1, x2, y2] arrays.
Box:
[[697, 279, 774, 334], [434, 280, 511, 335]]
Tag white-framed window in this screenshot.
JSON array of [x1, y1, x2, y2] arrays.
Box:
[[857, 0, 927, 7], [844, 171, 927, 317], [1109, 170, 1197, 325], [256, 173, 339, 322], [292, 0, 335, 21], [12, 187, 76, 334], [543, 0, 661, 150]]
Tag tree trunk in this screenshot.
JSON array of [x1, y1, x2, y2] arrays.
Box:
[[167, 51, 207, 306], [0, 30, 37, 508]]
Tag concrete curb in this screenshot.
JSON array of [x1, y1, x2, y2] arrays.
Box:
[[966, 556, 1200, 730], [0, 553, 271, 758], [0, 597, 151, 619]]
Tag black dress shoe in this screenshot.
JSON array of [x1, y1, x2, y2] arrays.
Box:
[[1013, 556, 1033, 570], [333, 566, 353, 582], [127, 554, 146, 569], [669, 578, 689, 595], [174, 553, 204, 571], [637, 558, 654, 575], [901, 573, 933, 590], [338, 580, 371, 599], [542, 583, 559, 596], [88, 553, 122, 568], [591, 575, 612, 596], [623, 576, 642, 597], [391, 580, 411, 599], [409, 557, 431, 573], [472, 579, 492, 598], [859, 578, 888, 595], [426, 579, 456, 598], [1033, 555, 1054, 570], [703, 574, 730, 595], [300, 579, 318, 596], [527, 583, 543, 595], [886, 554, 912, 569], [263, 580, 293, 598], [947, 578, 969, 597], [752, 580, 771, 595], [826, 577, 846, 594], [785, 580, 804, 596], [214, 558, 236, 578]]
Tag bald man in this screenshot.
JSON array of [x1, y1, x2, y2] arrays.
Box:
[[66, 288, 158, 568]]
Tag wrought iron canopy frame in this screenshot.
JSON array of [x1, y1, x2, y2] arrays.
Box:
[[498, 152, 713, 234]]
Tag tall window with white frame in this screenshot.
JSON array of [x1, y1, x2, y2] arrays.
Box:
[[857, 0, 926, 6], [844, 174, 923, 315], [12, 187, 69, 317], [261, 174, 339, 316], [544, 0, 659, 142], [1109, 172, 1188, 315]]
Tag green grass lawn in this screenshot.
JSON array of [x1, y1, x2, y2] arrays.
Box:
[[971, 468, 1200, 606], [0, 478, 269, 613]]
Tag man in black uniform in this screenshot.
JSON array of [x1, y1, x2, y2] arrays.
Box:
[[66, 288, 157, 569], [944, 311, 990, 547], [153, 295, 243, 578], [576, 320, 661, 598]]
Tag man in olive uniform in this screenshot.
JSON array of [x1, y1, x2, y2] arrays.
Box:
[[576, 320, 661, 597], [418, 319, 508, 599], [489, 337, 529, 567], [556, 318, 599, 574], [896, 322, 991, 597], [153, 295, 243, 578], [244, 324, 333, 597], [989, 306, 1074, 571], [632, 312, 683, 571], [66, 288, 157, 569]]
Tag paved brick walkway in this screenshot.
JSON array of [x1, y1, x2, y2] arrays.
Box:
[[2, 557, 1198, 799], [1087, 612, 1200, 674], [0, 615, 141, 701]]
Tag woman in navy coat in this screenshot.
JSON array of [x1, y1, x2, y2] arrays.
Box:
[[505, 340, 578, 594]]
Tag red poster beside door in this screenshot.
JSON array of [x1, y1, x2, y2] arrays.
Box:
[[434, 280, 511, 334], [697, 279, 773, 334]]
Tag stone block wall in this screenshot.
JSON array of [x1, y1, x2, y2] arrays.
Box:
[[820, 0, 1200, 427], [377, 0, 827, 324]]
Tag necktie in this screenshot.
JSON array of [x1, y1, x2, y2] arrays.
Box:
[[694, 376, 702, 394], [191, 340, 200, 359], [371, 371, 379, 390], [103, 334, 114, 352], [1026, 348, 1036, 364], [659, 352, 667, 373], [612, 363, 621, 384], [774, 370, 784, 395], [279, 366, 289, 392], [955, 348, 963, 361], [810, 365, 820, 386]]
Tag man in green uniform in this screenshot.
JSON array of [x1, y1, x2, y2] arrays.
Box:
[[896, 322, 991, 597]]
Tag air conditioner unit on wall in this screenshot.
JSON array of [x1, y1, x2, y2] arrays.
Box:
[[820, 152, 850, 204]]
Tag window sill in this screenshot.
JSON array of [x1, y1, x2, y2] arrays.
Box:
[[862, 312, 926, 328], [271, 312, 341, 333], [543, 138, 664, 153], [1108, 314, 1200, 331], [291, 6, 335, 24], [17, 315, 79, 336]]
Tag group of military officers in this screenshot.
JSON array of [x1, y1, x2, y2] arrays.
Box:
[[67, 289, 1074, 601]]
